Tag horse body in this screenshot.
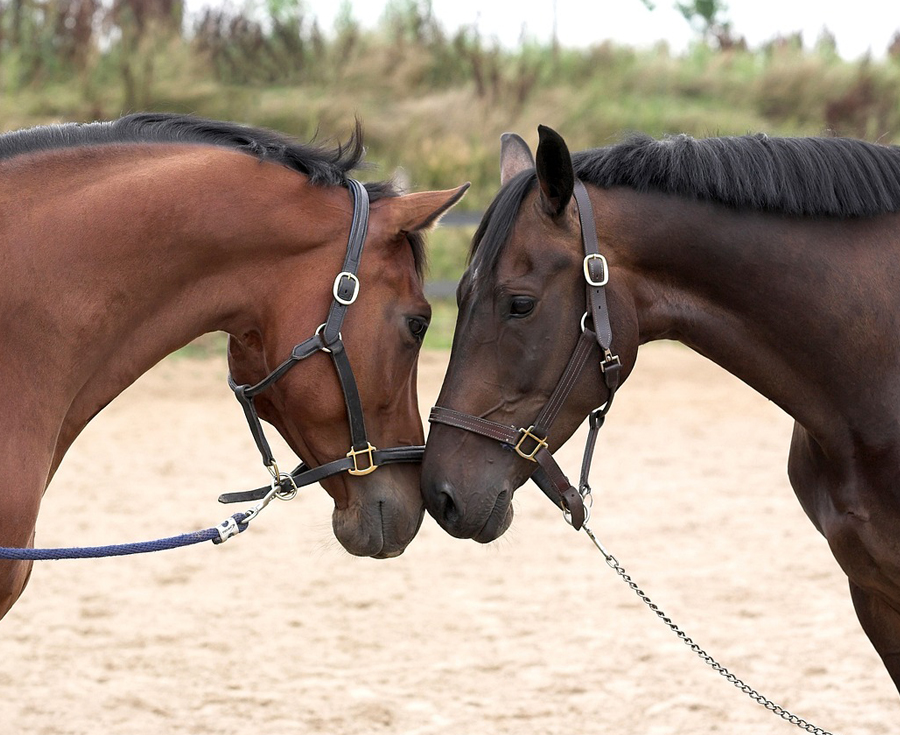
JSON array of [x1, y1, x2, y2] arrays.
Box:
[[0, 114, 467, 619], [605, 188, 900, 685], [422, 126, 900, 693]]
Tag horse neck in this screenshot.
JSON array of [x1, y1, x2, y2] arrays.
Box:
[[0, 146, 342, 467], [606, 188, 900, 447]]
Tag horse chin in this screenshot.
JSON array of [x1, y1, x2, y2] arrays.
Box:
[[331, 486, 425, 559], [472, 493, 514, 544]]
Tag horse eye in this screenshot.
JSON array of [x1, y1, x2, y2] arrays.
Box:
[[407, 316, 429, 342], [509, 296, 536, 318]]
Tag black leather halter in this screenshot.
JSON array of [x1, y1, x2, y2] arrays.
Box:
[[219, 179, 424, 505], [429, 180, 621, 530]]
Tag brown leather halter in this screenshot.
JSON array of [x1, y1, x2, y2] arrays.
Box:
[[428, 180, 621, 530], [219, 179, 424, 506]]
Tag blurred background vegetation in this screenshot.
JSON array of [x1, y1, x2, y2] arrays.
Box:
[[2, 0, 900, 347]]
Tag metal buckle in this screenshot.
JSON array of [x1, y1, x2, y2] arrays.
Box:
[[333, 271, 360, 305], [514, 425, 548, 461], [583, 254, 609, 287], [347, 443, 378, 475], [601, 350, 622, 374]]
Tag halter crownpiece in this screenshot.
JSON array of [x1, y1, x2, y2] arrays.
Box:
[[220, 179, 424, 505], [429, 179, 620, 530]]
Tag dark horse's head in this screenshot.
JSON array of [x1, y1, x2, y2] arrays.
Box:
[[422, 126, 639, 542]]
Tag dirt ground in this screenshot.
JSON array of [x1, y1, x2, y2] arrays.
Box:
[[1, 344, 897, 734]]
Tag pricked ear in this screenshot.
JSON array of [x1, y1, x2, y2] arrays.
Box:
[[380, 183, 470, 234], [500, 132, 534, 186], [535, 125, 575, 218]]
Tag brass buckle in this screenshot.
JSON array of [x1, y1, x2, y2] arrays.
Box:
[[347, 443, 378, 475], [514, 425, 548, 461]]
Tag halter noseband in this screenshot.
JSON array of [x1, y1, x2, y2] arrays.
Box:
[[428, 180, 621, 530], [219, 179, 424, 505]]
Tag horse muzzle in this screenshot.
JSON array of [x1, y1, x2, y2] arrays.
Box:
[[331, 476, 425, 558], [421, 471, 514, 543]]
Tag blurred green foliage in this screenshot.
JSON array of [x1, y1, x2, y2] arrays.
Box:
[[3, 0, 900, 349]]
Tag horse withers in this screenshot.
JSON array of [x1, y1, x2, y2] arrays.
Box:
[[422, 125, 900, 693], [0, 113, 467, 619]]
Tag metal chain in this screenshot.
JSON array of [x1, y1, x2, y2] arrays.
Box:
[[581, 524, 835, 735]]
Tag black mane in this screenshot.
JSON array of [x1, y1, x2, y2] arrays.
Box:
[[0, 112, 426, 275], [575, 133, 900, 218], [471, 132, 900, 270]]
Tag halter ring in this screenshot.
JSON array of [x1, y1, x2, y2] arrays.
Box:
[[315, 323, 341, 353]]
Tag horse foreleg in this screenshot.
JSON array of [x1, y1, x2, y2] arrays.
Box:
[[849, 582, 900, 694], [0, 470, 44, 620], [0, 501, 39, 620], [0, 556, 34, 620]]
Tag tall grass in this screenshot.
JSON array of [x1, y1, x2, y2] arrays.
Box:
[[3, 0, 900, 348], [3, 1, 900, 208]]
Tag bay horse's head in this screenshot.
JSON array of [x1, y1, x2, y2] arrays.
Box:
[[422, 126, 639, 542], [228, 171, 467, 558]]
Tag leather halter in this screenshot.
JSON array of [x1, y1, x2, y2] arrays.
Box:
[[428, 180, 621, 530], [219, 179, 424, 505]]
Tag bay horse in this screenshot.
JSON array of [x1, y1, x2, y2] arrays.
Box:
[[0, 112, 467, 619], [422, 124, 900, 694]]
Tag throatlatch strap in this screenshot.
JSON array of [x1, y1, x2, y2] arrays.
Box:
[[230, 377, 276, 467]]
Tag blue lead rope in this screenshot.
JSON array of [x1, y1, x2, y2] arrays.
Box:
[[0, 512, 251, 560]]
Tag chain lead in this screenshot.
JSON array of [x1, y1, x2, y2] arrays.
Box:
[[581, 523, 835, 735]]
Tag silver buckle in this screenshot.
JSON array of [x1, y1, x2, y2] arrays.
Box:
[[583, 254, 609, 287], [333, 271, 360, 305]]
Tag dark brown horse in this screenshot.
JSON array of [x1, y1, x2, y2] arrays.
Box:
[[0, 113, 467, 619], [422, 125, 900, 694]]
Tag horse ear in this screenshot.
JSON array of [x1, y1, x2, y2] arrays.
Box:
[[500, 132, 535, 186], [379, 183, 470, 234], [535, 125, 575, 218]]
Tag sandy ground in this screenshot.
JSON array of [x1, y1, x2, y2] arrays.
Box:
[[1, 344, 897, 734]]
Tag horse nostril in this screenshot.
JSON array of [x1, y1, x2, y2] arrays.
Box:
[[430, 481, 461, 528], [438, 486, 460, 526]]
